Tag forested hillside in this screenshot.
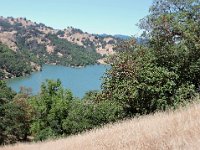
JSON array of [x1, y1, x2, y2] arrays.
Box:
[[0, 43, 40, 79], [0, 17, 122, 79]]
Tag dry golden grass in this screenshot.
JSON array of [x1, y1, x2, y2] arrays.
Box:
[[2, 103, 200, 150]]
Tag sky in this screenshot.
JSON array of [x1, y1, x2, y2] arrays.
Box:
[[0, 0, 153, 36]]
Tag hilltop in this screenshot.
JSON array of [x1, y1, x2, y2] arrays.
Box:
[[1, 102, 200, 150], [0, 16, 122, 79]]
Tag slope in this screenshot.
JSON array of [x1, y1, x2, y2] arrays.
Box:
[[1, 102, 200, 150]]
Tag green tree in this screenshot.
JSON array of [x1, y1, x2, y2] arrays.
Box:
[[139, 0, 200, 87], [101, 45, 196, 116], [0, 81, 31, 144], [100, 0, 199, 116], [0, 81, 16, 100], [30, 80, 124, 141], [30, 80, 74, 141], [12, 94, 34, 140]]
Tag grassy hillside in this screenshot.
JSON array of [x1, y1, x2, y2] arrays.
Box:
[[1, 102, 200, 150]]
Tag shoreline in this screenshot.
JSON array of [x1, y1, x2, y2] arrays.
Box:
[[3, 62, 110, 81]]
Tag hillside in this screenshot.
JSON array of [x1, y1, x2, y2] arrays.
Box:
[[0, 16, 122, 79], [0, 43, 41, 79], [1, 102, 200, 150]]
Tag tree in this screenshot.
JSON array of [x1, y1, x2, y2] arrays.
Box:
[[0, 81, 31, 144], [30, 80, 74, 141], [12, 94, 34, 141], [100, 0, 199, 115], [0, 81, 16, 100], [139, 0, 200, 87]]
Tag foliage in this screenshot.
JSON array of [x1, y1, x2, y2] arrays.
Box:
[[29, 80, 72, 140], [0, 43, 33, 78], [140, 0, 200, 86], [101, 48, 196, 115], [29, 80, 123, 141], [100, 0, 199, 115], [0, 0, 199, 145], [0, 81, 16, 100], [62, 99, 123, 135], [47, 34, 102, 66], [0, 81, 32, 145], [0, 18, 103, 79]]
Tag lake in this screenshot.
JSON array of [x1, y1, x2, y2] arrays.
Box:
[[6, 64, 110, 98]]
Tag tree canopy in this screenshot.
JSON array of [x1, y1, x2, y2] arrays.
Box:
[[100, 0, 199, 115]]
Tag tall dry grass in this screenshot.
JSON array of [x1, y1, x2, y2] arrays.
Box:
[[1, 103, 200, 150]]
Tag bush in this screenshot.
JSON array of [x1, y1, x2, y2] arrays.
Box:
[[62, 100, 123, 135]]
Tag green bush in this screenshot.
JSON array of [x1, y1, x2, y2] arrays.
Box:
[[62, 100, 123, 135]]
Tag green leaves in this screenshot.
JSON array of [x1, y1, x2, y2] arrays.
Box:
[[62, 100, 123, 135], [30, 80, 74, 140], [0, 83, 32, 144], [1, 0, 199, 144], [29, 80, 123, 141], [100, 0, 199, 116], [47, 34, 102, 66], [0, 43, 33, 79]]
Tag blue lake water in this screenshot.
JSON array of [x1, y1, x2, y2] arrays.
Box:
[[6, 64, 110, 98]]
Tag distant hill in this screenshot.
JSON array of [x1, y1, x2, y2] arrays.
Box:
[[99, 33, 131, 40], [99, 34, 148, 44], [2, 102, 200, 150], [113, 34, 131, 40], [0, 16, 123, 79]]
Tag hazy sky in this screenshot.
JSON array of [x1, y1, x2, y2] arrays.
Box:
[[1, 0, 153, 35]]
